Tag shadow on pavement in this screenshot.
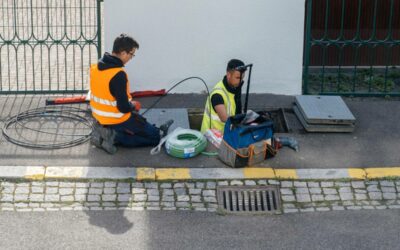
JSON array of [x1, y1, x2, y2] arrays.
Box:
[[84, 210, 133, 235]]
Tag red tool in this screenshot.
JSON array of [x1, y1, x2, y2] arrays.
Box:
[[45, 96, 87, 105], [45, 89, 166, 105], [131, 89, 166, 98]]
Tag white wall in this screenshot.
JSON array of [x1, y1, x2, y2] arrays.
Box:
[[105, 0, 305, 94]]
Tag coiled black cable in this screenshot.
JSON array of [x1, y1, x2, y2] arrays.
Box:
[[2, 106, 93, 149]]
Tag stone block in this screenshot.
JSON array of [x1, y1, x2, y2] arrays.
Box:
[[133, 194, 147, 202], [340, 193, 354, 201], [368, 192, 383, 200], [307, 182, 320, 188], [295, 188, 309, 194], [45, 195, 60, 202], [281, 195, 296, 202], [103, 188, 116, 194], [102, 195, 117, 202], [309, 188, 322, 194], [296, 194, 311, 203], [281, 181, 293, 188], [148, 196, 160, 202], [87, 195, 101, 202], [88, 188, 102, 195], [202, 190, 216, 197], [311, 195, 324, 202], [280, 188, 294, 195], [351, 181, 365, 189], [59, 188, 74, 195], [177, 195, 190, 202], [190, 195, 201, 203], [104, 182, 117, 188], [321, 182, 334, 187], [325, 195, 340, 201], [323, 188, 337, 195], [189, 189, 202, 195], [294, 181, 307, 187], [174, 188, 187, 196]]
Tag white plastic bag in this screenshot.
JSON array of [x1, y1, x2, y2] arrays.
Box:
[[203, 128, 222, 148]]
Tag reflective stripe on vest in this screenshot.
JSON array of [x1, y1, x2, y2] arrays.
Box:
[[90, 93, 132, 108], [90, 64, 132, 125], [91, 106, 125, 118]]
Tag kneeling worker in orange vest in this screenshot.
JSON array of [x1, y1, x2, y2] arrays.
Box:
[[201, 59, 246, 134], [90, 34, 173, 154]]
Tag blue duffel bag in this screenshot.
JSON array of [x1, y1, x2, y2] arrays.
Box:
[[218, 112, 277, 168]]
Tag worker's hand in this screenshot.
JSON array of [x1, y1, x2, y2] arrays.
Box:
[[131, 100, 141, 111]]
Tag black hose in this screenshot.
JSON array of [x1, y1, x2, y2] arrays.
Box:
[[141, 76, 210, 116], [2, 106, 93, 149]]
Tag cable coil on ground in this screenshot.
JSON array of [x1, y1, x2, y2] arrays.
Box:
[[2, 106, 93, 149], [165, 128, 207, 158]]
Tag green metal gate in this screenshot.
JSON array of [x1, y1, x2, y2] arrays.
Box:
[[0, 0, 102, 94], [303, 0, 400, 96]]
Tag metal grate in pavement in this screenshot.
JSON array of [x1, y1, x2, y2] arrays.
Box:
[[217, 185, 282, 214]]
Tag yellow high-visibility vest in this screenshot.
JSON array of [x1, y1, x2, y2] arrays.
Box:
[[201, 80, 236, 133]]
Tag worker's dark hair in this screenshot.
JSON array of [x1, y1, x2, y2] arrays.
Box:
[[227, 59, 245, 72], [112, 34, 139, 54]]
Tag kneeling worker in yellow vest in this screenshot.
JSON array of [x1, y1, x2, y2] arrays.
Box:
[[90, 34, 173, 154], [201, 59, 246, 134]]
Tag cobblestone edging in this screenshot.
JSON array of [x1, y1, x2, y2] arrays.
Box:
[[1, 179, 400, 213]]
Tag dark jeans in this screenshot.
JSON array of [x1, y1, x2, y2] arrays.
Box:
[[110, 112, 160, 147]]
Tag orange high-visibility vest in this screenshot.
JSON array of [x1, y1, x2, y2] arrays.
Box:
[[90, 64, 132, 125]]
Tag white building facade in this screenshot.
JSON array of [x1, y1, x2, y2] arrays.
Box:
[[105, 0, 305, 95]]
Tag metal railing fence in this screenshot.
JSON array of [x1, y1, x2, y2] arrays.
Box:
[[0, 0, 102, 94], [303, 0, 400, 96]]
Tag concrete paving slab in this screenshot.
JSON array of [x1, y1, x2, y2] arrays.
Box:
[[0, 166, 45, 179], [294, 105, 355, 132], [190, 168, 244, 179], [295, 95, 356, 124], [45, 166, 136, 179], [296, 169, 350, 179]]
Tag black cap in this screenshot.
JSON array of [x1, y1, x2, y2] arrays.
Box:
[[227, 59, 245, 72]]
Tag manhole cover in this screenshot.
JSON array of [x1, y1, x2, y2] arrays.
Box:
[[217, 185, 282, 214]]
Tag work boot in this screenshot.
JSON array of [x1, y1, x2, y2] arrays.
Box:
[[159, 119, 174, 137], [99, 126, 117, 154], [90, 122, 103, 148], [91, 122, 117, 154]]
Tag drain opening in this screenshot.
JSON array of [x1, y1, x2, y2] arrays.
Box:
[[217, 185, 282, 214]]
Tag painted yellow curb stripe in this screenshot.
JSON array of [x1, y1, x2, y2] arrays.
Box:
[[348, 168, 366, 179], [243, 168, 275, 179], [24, 174, 45, 180], [365, 167, 400, 178], [156, 168, 191, 180], [24, 166, 45, 180], [275, 169, 298, 179], [136, 168, 156, 181]]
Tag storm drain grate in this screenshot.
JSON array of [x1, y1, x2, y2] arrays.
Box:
[[217, 185, 282, 214]]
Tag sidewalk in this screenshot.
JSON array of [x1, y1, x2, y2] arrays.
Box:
[[0, 93, 399, 169], [1, 94, 400, 214]]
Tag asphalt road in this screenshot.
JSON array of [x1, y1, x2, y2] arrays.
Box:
[[0, 209, 399, 250]]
